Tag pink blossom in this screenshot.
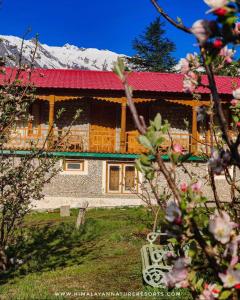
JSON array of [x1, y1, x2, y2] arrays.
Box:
[[219, 268, 240, 288], [224, 235, 240, 266], [209, 210, 237, 244], [204, 0, 228, 10], [186, 53, 201, 69], [183, 77, 195, 93], [219, 46, 235, 64], [234, 22, 240, 35], [161, 258, 189, 288], [237, 122, 240, 128], [165, 200, 182, 223], [231, 99, 238, 106], [173, 143, 184, 154], [232, 88, 240, 100], [183, 72, 198, 93], [191, 181, 202, 193], [180, 182, 188, 192], [231, 256, 239, 267], [199, 283, 221, 300], [179, 58, 190, 74], [191, 20, 212, 45]]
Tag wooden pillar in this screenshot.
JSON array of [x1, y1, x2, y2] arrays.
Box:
[[48, 95, 55, 149], [120, 100, 127, 153], [191, 106, 198, 154], [32, 101, 41, 136]]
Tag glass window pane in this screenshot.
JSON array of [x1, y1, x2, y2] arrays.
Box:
[[65, 160, 84, 171], [124, 166, 135, 191], [67, 163, 81, 170], [109, 166, 120, 191]]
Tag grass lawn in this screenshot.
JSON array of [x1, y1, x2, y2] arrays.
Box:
[[0, 207, 193, 300]]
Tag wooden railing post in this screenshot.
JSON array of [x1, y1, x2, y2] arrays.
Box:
[[191, 106, 198, 154], [48, 95, 55, 149], [120, 99, 127, 152]]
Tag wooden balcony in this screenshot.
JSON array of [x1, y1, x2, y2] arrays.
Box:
[[126, 131, 193, 154], [4, 126, 201, 155], [5, 127, 89, 152]]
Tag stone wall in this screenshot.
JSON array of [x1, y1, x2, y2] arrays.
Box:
[[140, 161, 236, 204], [43, 159, 103, 197], [43, 158, 235, 205]]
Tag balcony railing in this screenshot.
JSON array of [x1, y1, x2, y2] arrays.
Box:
[[5, 127, 89, 152], [4, 126, 232, 155], [126, 131, 193, 154]]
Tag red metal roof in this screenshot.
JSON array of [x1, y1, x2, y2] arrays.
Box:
[[0, 67, 239, 95]]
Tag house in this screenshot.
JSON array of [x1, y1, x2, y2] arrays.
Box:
[[1, 68, 236, 209]]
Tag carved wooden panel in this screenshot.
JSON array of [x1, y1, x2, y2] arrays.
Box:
[[89, 101, 116, 153]]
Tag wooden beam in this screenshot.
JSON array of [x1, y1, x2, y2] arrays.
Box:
[[191, 107, 198, 154], [165, 99, 211, 107], [48, 95, 55, 149], [120, 100, 127, 152]]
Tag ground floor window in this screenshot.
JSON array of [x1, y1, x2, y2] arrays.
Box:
[[106, 162, 138, 194], [63, 159, 85, 173]]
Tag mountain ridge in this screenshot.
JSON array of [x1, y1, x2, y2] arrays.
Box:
[[0, 35, 126, 71]]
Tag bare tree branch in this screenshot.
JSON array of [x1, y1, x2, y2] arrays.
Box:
[[150, 0, 192, 34]]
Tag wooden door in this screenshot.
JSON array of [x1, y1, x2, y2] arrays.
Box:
[[90, 102, 116, 152]]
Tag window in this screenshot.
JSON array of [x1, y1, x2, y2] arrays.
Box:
[[107, 162, 138, 193], [64, 159, 84, 172]]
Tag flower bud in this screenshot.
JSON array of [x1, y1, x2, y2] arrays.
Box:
[[214, 7, 228, 16], [212, 39, 223, 48], [180, 182, 188, 192], [231, 99, 238, 106], [232, 88, 240, 100], [191, 20, 212, 45]]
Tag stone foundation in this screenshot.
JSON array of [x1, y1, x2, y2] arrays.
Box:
[[38, 158, 235, 210]]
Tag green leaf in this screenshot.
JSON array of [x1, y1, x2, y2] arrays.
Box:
[[167, 238, 178, 245], [224, 16, 237, 26], [153, 113, 162, 131], [140, 154, 151, 166], [196, 278, 204, 289], [155, 136, 165, 147], [113, 58, 125, 80], [135, 159, 143, 173], [146, 170, 154, 180], [219, 290, 232, 300], [232, 115, 239, 123], [235, 263, 240, 270], [138, 135, 153, 150], [161, 122, 170, 134], [151, 132, 164, 147]]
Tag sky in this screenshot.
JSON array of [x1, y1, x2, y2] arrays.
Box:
[[0, 0, 210, 59]]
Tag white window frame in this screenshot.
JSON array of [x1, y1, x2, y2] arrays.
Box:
[[60, 159, 88, 175], [106, 162, 138, 194], [107, 163, 122, 193]]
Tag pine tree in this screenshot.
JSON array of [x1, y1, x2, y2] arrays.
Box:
[[128, 17, 177, 72]]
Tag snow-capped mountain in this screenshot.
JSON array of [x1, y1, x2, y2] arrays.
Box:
[[0, 35, 126, 71]]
